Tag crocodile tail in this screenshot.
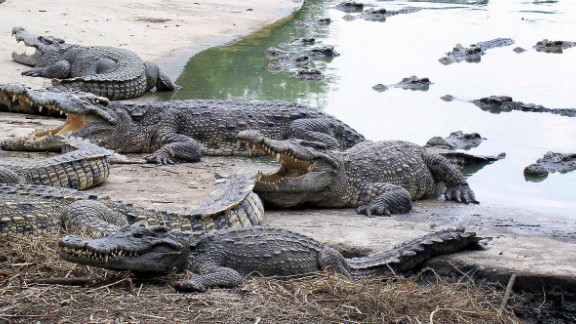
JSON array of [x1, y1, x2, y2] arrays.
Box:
[[51, 75, 148, 100], [347, 228, 482, 277], [143, 61, 181, 91]]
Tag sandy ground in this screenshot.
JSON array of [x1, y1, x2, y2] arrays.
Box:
[[0, 0, 301, 85], [0, 0, 575, 301]]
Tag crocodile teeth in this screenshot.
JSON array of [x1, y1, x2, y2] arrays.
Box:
[[38, 105, 43, 113], [104, 254, 109, 263], [236, 140, 241, 148], [276, 153, 281, 162]]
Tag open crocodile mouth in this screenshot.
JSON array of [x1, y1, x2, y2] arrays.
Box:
[[33, 114, 87, 140], [238, 138, 315, 184], [2, 91, 92, 141]]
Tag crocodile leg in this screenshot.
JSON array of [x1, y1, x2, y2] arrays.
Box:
[[318, 247, 352, 277], [356, 183, 413, 216], [0, 167, 22, 184], [174, 266, 243, 292], [288, 118, 344, 150], [144, 134, 203, 164], [21, 60, 71, 78], [421, 151, 478, 204]]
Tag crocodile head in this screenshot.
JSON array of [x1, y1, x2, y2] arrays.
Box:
[[0, 83, 118, 148], [59, 222, 189, 274], [11, 26, 69, 68], [237, 130, 341, 208]]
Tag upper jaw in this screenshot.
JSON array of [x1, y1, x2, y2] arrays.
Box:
[[0, 83, 114, 123], [58, 235, 183, 272]]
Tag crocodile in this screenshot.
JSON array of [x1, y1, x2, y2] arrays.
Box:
[[334, 2, 365, 13], [0, 137, 111, 190], [358, 7, 422, 22], [372, 76, 432, 92], [10, 26, 179, 100], [441, 94, 576, 117], [533, 39, 576, 54], [439, 38, 515, 65], [425, 131, 484, 151], [0, 171, 263, 239], [266, 45, 339, 72], [59, 222, 482, 292], [471, 96, 576, 117], [524, 152, 576, 178], [0, 83, 365, 164], [237, 131, 478, 216]]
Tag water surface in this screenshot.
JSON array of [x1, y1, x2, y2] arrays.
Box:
[[172, 0, 576, 218]]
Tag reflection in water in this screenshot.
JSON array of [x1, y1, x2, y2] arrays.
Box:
[[174, 0, 332, 109], [171, 0, 576, 218]]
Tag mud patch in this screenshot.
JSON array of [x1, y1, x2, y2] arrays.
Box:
[[135, 17, 172, 23]]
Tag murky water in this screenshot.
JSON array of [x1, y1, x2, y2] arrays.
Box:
[[172, 0, 576, 218]]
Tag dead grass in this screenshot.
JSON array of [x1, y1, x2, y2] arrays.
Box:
[[0, 235, 523, 324]]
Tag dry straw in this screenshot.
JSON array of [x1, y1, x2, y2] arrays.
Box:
[[0, 235, 522, 323]]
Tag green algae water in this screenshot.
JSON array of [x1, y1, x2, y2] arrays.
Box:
[[172, 0, 576, 218]]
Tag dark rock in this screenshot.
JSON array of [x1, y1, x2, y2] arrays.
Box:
[[372, 84, 388, 92], [513, 47, 526, 53]]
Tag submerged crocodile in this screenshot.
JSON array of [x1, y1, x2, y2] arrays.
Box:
[[439, 38, 515, 65], [441, 94, 576, 117], [524, 152, 576, 178], [0, 83, 365, 164], [358, 7, 422, 21], [515, 39, 576, 54], [372, 76, 432, 92], [426, 131, 484, 151], [237, 131, 478, 216], [0, 171, 263, 239], [10, 27, 179, 100], [0, 137, 111, 190], [59, 222, 482, 292]]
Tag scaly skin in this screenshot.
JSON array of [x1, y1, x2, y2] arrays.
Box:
[[0, 137, 111, 190], [59, 223, 481, 292], [0, 83, 365, 164], [237, 131, 478, 216], [10, 27, 179, 100], [0, 171, 263, 239]]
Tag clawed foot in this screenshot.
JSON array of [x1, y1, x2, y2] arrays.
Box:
[[173, 279, 206, 293], [21, 69, 43, 77], [144, 151, 176, 165], [445, 184, 478, 204], [356, 195, 412, 217]]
